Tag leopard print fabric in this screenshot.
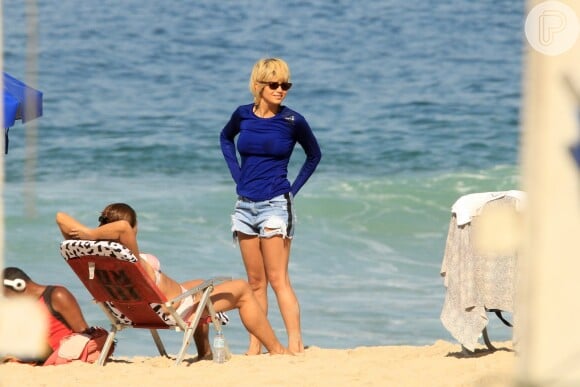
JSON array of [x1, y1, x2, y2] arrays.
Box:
[[60, 240, 138, 262]]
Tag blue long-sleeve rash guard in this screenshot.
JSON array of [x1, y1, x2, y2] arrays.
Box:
[[220, 103, 322, 202]]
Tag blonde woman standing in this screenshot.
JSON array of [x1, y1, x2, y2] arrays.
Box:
[[220, 58, 322, 354]]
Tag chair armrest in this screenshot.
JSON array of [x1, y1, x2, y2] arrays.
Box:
[[165, 276, 232, 307]]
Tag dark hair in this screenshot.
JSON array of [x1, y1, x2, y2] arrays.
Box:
[[3, 267, 31, 282], [98, 203, 137, 227]]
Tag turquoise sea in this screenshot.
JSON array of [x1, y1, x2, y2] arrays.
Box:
[[3, 0, 523, 356]]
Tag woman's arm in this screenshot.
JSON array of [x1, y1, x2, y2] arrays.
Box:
[[219, 109, 242, 184], [55, 212, 88, 240], [56, 212, 140, 257], [291, 116, 322, 196], [55, 211, 160, 293]]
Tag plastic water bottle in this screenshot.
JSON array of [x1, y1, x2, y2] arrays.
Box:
[[213, 331, 227, 363]]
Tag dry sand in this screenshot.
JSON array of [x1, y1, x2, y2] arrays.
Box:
[[0, 340, 516, 387]]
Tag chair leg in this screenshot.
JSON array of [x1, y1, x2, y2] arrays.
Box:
[[174, 327, 195, 366], [482, 327, 497, 351], [494, 310, 513, 327], [150, 329, 168, 358], [97, 329, 118, 366], [174, 286, 212, 365]]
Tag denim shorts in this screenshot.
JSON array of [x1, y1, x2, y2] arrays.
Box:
[[231, 193, 296, 240]]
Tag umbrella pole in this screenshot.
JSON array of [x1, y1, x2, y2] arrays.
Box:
[[24, 0, 40, 218], [1, 0, 5, 278], [0, 0, 47, 360]]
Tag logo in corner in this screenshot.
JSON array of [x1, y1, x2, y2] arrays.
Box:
[[525, 1, 579, 56]]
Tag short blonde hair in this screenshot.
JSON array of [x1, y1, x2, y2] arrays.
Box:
[[249, 58, 291, 105]]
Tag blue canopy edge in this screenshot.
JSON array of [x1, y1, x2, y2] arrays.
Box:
[[3, 72, 43, 153]]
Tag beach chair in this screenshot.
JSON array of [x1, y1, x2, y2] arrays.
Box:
[[59, 239, 231, 366]]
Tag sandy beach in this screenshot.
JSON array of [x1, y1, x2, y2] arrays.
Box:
[[0, 340, 515, 387]]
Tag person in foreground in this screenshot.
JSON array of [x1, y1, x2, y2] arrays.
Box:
[[55, 203, 290, 357], [220, 57, 322, 354], [2, 267, 112, 365]]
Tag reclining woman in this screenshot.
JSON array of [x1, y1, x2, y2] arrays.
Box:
[[56, 203, 290, 357]]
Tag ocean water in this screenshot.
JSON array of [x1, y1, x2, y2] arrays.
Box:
[[3, 0, 524, 356]]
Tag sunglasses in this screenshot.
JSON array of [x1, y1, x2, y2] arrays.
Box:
[[259, 81, 293, 91]]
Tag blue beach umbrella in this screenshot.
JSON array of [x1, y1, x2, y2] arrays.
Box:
[[3, 72, 43, 154]]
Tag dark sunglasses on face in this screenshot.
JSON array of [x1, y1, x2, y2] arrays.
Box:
[[259, 81, 293, 91]]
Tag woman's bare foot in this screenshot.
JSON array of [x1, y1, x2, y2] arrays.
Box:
[[245, 339, 263, 355], [268, 344, 293, 355], [288, 336, 304, 354], [196, 352, 213, 362]]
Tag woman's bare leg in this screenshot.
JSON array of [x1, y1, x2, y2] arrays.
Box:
[[181, 279, 213, 359], [238, 232, 268, 354], [262, 236, 304, 353], [193, 323, 212, 360], [211, 279, 289, 355]]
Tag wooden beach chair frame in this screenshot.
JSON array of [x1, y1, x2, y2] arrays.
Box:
[[59, 240, 230, 366]]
